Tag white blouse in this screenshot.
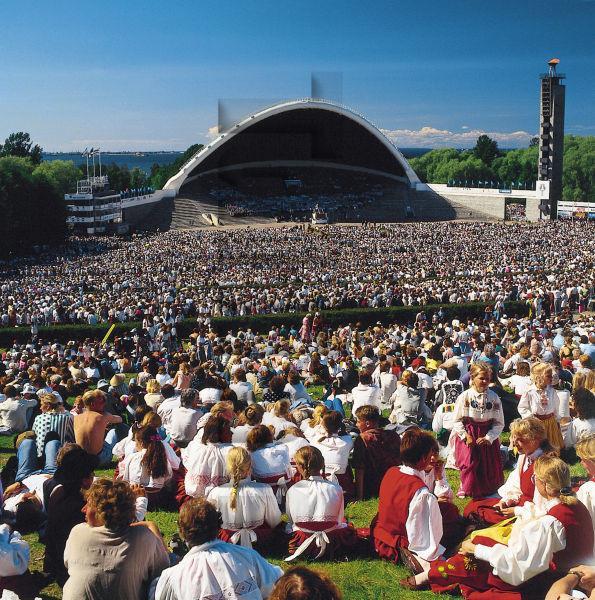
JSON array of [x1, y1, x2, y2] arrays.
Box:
[[399, 466, 445, 562], [562, 418, 595, 449], [452, 387, 505, 443], [495, 450, 542, 506], [311, 434, 354, 476], [285, 476, 345, 528], [577, 480, 595, 559], [207, 478, 281, 536], [231, 424, 256, 445], [250, 444, 291, 480], [474, 498, 566, 586], [114, 434, 181, 471], [182, 441, 232, 498], [151, 540, 282, 600], [278, 434, 310, 460], [518, 385, 560, 420], [300, 421, 326, 442], [118, 448, 173, 489]]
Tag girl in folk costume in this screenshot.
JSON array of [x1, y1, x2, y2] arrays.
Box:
[[231, 403, 264, 446], [207, 447, 284, 554], [246, 425, 292, 502], [453, 362, 505, 498], [310, 411, 355, 500], [575, 433, 595, 559], [518, 362, 564, 450], [276, 427, 310, 462], [181, 415, 232, 501], [117, 426, 173, 509], [285, 446, 358, 561], [406, 456, 595, 598], [300, 405, 328, 442], [371, 429, 446, 583], [464, 417, 555, 526]]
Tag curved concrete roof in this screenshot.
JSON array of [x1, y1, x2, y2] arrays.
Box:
[[164, 98, 421, 192]]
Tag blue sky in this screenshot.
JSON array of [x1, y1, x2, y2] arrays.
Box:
[[1, 0, 593, 150]]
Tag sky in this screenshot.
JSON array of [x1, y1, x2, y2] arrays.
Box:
[[1, 0, 594, 151]]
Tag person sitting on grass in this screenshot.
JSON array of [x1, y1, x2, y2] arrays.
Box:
[[63, 479, 169, 600], [351, 405, 401, 501], [464, 417, 555, 526], [150, 497, 282, 600], [371, 428, 445, 580], [207, 447, 283, 553], [269, 566, 343, 600], [285, 446, 358, 562], [73, 389, 125, 467]]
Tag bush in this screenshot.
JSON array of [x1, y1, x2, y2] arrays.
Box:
[[0, 302, 528, 347]]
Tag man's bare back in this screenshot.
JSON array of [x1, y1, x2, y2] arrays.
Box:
[[74, 410, 121, 456]]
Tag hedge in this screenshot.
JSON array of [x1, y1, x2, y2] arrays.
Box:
[[0, 302, 529, 347]]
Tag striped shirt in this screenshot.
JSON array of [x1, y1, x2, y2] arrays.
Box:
[[32, 412, 74, 456]]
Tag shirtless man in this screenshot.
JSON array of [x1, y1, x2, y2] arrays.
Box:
[[74, 389, 123, 466]]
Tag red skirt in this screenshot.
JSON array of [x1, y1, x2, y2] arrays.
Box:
[[288, 522, 358, 560], [219, 524, 287, 555], [439, 500, 466, 550], [463, 497, 504, 526], [455, 419, 504, 498]]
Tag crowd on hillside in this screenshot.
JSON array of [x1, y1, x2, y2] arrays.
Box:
[[0, 305, 594, 598], [0, 221, 593, 329]]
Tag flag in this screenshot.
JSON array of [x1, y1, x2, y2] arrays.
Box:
[[101, 324, 116, 346]]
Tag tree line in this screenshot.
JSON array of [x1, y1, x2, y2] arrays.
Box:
[[409, 134, 594, 202]]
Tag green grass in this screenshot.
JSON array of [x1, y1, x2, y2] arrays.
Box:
[[1, 390, 587, 600]]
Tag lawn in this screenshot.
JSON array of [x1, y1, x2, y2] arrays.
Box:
[[0, 386, 587, 600]]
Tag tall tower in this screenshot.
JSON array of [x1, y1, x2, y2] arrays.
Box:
[[537, 58, 566, 219]]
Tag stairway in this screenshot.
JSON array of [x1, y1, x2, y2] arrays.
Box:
[[411, 190, 495, 221]]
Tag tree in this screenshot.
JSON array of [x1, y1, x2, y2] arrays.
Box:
[[130, 166, 147, 189], [473, 135, 499, 166], [1, 132, 43, 164], [33, 160, 83, 197], [150, 143, 204, 189]]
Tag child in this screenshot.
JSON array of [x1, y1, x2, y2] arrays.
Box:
[[452, 362, 505, 498], [432, 366, 463, 459], [562, 389, 595, 450], [518, 362, 564, 450], [207, 447, 283, 553], [575, 432, 595, 559], [285, 446, 357, 561], [407, 456, 594, 597]]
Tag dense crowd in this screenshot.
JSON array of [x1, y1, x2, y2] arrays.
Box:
[[0, 303, 594, 598], [0, 221, 593, 328]]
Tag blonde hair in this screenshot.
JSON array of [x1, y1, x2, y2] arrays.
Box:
[[533, 455, 577, 505], [573, 371, 587, 392], [141, 411, 162, 429], [586, 370, 595, 393], [145, 379, 161, 394], [576, 433, 595, 462], [531, 363, 553, 390], [274, 399, 290, 418], [509, 417, 555, 454], [308, 405, 328, 428], [226, 447, 251, 510], [469, 362, 492, 384], [178, 362, 189, 375]]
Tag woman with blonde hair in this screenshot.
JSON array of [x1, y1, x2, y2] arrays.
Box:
[[300, 405, 327, 442], [464, 417, 555, 526], [452, 362, 505, 498], [262, 399, 294, 437], [409, 455, 594, 595], [207, 446, 282, 552], [518, 362, 563, 449], [144, 379, 164, 409]]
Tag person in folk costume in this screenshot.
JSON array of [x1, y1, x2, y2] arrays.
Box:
[[403, 455, 594, 599], [310, 411, 355, 501], [518, 362, 564, 450], [575, 433, 595, 558], [246, 425, 292, 502], [371, 428, 447, 580], [284, 446, 358, 562], [299, 314, 312, 344], [453, 362, 505, 498], [464, 417, 556, 526], [180, 414, 232, 502], [207, 447, 285, 554], [151, 498, 282, 600]]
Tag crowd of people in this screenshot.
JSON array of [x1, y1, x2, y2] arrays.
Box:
[[0, 221, 593, 328], [0, 300, 593, 598]]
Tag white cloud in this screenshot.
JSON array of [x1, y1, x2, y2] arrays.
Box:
[[381, 126, 535, 148], [461, 125, 469, 130]]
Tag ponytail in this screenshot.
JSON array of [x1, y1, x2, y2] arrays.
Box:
[[139, 427, 168, 479], [226, 447, 251, 510]]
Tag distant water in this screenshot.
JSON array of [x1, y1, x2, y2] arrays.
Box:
[[42, 152, 182, 174], [43, 147, 431, 173]]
